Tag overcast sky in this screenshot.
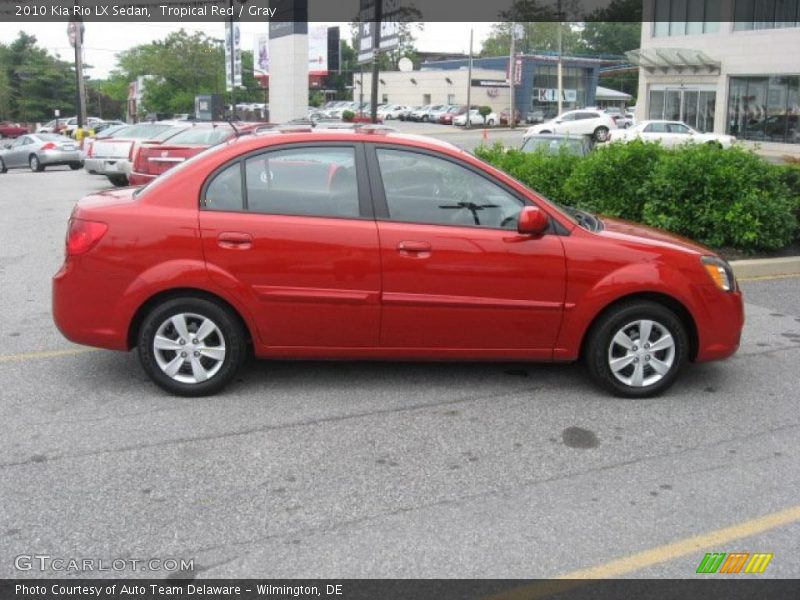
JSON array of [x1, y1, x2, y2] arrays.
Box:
[[0, 22, 495, 78]]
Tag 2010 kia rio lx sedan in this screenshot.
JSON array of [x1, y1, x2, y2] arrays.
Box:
[[52, 128, 744, 398]]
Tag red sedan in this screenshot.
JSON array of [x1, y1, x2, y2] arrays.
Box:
[[0, 122, 29, 138], [52, 128, 743, 397], [129, 122, 266, 186]]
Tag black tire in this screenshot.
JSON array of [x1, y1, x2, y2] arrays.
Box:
[[0, 158, 6, 174], [539, 130, 552, 135], [108, 175, 128, 187], [29, 154, 44, 172], [69, 162, 82, 170], [584, 300, 688, 398], [594, 126, 610, 143], [487, 118, 496, 126], [137, 296, 247, 397], [422, 115, 429, 122]]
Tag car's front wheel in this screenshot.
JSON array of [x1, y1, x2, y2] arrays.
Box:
[[585, 300, 688, 398], [69, 162, 82, 170], [137, 297, 247, 396]]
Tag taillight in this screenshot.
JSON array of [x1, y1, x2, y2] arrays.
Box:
[[132, 146, 143, 172], [86, 140, 93, 157], [65, 218, 108, 256], [40, 142, 57, 151], [128, 142, 135, 161]]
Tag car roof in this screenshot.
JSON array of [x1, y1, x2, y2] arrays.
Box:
[[227, 127, 463, 154]]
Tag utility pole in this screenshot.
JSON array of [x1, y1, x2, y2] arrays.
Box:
[[557, 0, 564, 116], [465, 28, 473, 130], [509, 23, 516, 129], [228, 0, 236, 117], [69, 13, 87, 128], [370, 0, 383, 124]]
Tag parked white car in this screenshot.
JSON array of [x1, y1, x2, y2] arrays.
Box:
[[525, 109, 618, 142], [608, 120, 736, 148], [378, 104, 412, 120], [453, 109, 498, 127]]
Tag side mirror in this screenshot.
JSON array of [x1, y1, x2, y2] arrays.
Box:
[[517, 206, 549, 235]]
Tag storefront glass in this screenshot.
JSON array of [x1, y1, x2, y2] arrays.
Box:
[[530, 64, 590, 119], [727, 75, 800, 143]]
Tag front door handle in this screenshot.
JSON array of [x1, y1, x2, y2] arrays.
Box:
[[217, 231, 253, 250], [397, 241, 432, 258]]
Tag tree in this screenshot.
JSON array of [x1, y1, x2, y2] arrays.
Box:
[[480, 22, 582, 57], [107, 30, 225, 118], [0, 32, 76, 123], [578, 22, 640, 56]]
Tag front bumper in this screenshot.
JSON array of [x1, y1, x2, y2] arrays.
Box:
[[693, 286, 745, 362]]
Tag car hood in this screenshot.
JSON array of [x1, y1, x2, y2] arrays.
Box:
[[599, 215, 715, 256]]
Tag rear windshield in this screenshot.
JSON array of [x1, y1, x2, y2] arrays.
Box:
[[38, 133, 69, 142], [95, 125, 128, 139], [163, 126, 233, 146], [116, 123, 174, 140]]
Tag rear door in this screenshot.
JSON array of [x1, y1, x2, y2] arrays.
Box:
[[199, 142, 382, 349], [367, 145, 567, 356]]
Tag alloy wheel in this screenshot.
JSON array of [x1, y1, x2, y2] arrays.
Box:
[[152, 312, 227, 384], [607, 319, 675, 388]]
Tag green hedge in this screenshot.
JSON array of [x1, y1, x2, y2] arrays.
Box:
[[476, 141, 799, 253]]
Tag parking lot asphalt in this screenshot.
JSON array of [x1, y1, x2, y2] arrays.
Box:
[[1, 168, 799, 579]]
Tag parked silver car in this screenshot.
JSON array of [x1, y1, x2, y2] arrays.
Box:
[[0, 133, 82, 173]]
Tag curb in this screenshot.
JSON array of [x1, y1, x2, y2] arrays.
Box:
[[730, 256, 800, 279]]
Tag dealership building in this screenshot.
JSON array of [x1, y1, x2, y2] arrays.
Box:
[[361, 54, 620, 118], [630, 0, 800, 145]]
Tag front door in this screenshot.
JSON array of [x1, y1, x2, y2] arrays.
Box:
[[199, 143, 381, 349], [368, 146, 567, 356]]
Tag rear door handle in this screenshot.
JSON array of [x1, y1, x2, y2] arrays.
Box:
[[217, 231, 252, 250], [397, 241, 432, 257]]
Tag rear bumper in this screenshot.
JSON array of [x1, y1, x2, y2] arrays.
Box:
[[85, 157, 131, 177], [40, 150, 82, 165], [128, 172, 156, 186], [52, 259, 129, 351]]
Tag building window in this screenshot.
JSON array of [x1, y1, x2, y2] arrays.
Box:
[[423, 93, 431, 105], [648, 87, 717, 132], [734, 0, 800, 30], [653, 0, 723, 36], [382, 94, 388, 103], [727, 75, 800, 143], [447, 94, 456, 104]]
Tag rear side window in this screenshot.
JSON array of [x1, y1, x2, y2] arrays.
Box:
[[244, 147, 359, 218], [644, 122, 668, 133], [204, 162, 243, 211]]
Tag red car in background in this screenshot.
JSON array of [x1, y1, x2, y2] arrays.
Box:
[[129, 122, 266, 186], [0, 122, 29, 138], [500, 108, 522, 126], [438, 105, 468, 125], [53, 128, 743, 398]]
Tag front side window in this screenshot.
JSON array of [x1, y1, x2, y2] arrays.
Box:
[[668, 123, 691, 134], [376, 149, 524, 229], [244, 147, 359, 218]]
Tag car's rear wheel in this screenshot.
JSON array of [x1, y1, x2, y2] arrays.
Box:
[[137, 297, 247, 397], [539, 130, 552, 135], [29, 155, 44, 172], [108, 175, 128, 187], [487, 118, 496, 126], [585, 300, 688, 398], [594, 126, 610, 142], [69, 162, 82, 170]]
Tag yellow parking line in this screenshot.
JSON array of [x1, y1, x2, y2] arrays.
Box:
[[0, 348, 99, 363], [484, 505, 800, 599], [738, 273, 800, 282]]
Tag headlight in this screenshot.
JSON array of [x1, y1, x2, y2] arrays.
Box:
[[701, 256, 736, 292]]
